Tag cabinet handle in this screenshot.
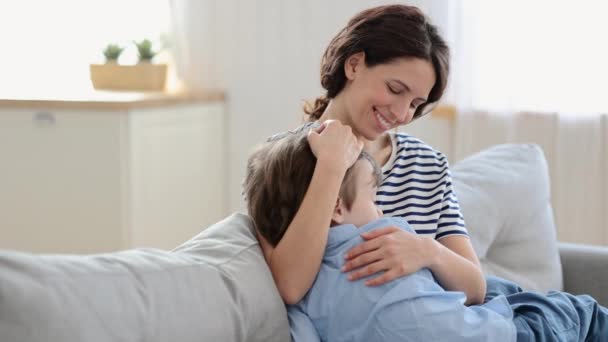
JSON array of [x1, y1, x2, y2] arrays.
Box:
[[34, 111, 56, 126]]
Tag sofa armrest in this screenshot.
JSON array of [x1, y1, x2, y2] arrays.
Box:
[[559, 242, 608, 307]]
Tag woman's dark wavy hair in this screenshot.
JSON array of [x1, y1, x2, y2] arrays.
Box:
[[304, 4, 450, 121]]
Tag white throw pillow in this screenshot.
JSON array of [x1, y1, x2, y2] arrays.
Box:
[[451, 144, 563, 292]]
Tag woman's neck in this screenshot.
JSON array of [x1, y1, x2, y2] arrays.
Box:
[[317, 98, 347, 124]]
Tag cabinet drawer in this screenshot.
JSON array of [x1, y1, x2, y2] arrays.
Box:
[[0, 109, 127, 253]]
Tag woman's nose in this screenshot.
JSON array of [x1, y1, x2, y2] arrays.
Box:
[[391, 99, 414, 123]]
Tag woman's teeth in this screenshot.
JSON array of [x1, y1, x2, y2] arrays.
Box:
[[375, 110, 391, 129]]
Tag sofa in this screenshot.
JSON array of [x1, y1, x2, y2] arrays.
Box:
[[1, 144, 607, 342]]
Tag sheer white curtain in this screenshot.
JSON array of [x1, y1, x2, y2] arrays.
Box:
[[169, 0, 226, 92], [438, 1, 608, 245], [444, 0, 608, 113]]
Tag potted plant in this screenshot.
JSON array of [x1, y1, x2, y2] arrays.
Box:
[[134, 39, 158, 63], [102, 44, 124, 63], [90, 39, 168, 92]]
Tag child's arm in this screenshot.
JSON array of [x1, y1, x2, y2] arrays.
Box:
[[259, 120, 363, 304]]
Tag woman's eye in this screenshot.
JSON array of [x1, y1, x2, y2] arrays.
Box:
[[387, 85, 401, 94]]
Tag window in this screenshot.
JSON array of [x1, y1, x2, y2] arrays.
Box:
[[452, 1, 608, 113], [0, 0, 170, 96]]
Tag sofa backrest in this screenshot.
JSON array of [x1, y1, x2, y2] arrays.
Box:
[[0, 213, 289, 342], [0, 143, 563, 341]]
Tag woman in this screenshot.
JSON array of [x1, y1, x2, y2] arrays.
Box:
[[257, 4, 486, 306]]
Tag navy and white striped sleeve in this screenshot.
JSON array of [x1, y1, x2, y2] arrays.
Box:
[[435, 157, 468, 240]]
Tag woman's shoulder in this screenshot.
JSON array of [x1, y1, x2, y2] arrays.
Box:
[[387, 131, 447, 160]]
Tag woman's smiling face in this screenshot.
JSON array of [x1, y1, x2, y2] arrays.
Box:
[[339, 53, 436, 140]]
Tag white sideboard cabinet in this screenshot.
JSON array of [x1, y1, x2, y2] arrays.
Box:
[[0, 92, 227, 253]]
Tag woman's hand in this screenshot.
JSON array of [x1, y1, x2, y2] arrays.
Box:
[[342, 226, 439, 286], [308, 120, 364, 174]]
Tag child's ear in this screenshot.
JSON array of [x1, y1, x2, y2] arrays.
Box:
[[331, 197, 346, 225]]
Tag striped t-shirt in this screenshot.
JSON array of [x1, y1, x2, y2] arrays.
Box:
[[376, 132, 468, 240]]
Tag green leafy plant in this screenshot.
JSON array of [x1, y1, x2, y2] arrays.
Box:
[[102, 43, 124, 63], [134, 39, 158, 62]]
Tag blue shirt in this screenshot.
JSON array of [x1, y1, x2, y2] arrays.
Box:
[[288, 217, 516, 342]]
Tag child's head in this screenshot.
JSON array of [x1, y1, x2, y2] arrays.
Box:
[[332, 152, 383, 228], [244, 128, 382, 247]]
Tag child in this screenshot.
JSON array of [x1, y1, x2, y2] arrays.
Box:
[[243, 124, 607, 342], [245, 121, 383, 247]]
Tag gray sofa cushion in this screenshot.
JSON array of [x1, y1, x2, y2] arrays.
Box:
[[559, 242, 608, 306], [0, 213, 289, 342], [452, 144, 563, 292]]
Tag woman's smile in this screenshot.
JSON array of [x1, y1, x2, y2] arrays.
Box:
[[373, 106, 394, 132]]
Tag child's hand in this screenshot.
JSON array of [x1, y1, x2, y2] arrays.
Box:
[[307, 120, 364, 174], [341, 226, 438, 286]]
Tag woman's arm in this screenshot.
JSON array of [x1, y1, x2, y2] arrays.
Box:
[[262, 163, 345, 304], [428, 235, 486, 305], [259, 120, 363, 304], [341, 144, 485, 305], [343, 230, 485, 305]]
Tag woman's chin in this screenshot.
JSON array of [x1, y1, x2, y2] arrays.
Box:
[[353, 117, 389, 140]]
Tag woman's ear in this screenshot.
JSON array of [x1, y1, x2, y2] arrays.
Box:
[[344, 52, 366, 81], [331, 197, 346, 226]]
